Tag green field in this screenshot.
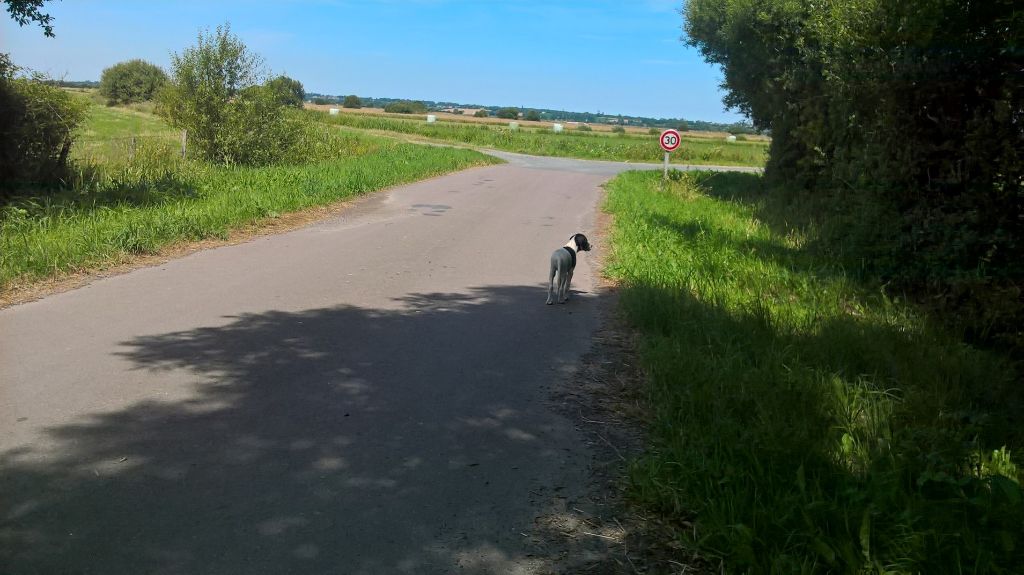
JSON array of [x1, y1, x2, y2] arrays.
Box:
[[603, 170, 1022, 573], [0, 101, 499, 289], [316, 110, 767, 167]]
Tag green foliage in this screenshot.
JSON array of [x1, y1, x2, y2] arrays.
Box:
[[473, 109, 489, 118], [158, 24, 308, 166], [99, 59, 167, 105], [524, 110, 541, 122], [605, 170, 1023, 574], [342, 94, 361, 109], [676, 120, 689, 132], [265, 75, 304, 108], [0, 54, 88, 199], [383, 100, 426, 114], [3, 0, 54, 36], [684, 0, 1024, 349], [576, 124, 592, 132], [495, 107, 519, 119], [611, 125, 625, 134]]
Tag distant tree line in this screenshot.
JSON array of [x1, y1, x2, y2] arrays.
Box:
[[304, 91, 756, 133]]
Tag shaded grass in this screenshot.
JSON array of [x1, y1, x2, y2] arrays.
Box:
[[316, 111, 767, 168], [603, 170, 1023, 573]]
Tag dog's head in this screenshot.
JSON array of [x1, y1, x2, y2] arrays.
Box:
[[571, 233, 591, 252]]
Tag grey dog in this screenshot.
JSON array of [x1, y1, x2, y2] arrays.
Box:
[[546, 233, 591, 305]]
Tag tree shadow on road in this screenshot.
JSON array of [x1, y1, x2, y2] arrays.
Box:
[[2, 285, 613, 574]]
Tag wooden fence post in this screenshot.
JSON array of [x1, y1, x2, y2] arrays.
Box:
[[180, 130, 187, 159]]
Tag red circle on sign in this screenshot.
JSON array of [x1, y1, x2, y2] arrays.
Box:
[[660, 129, 681, 152]]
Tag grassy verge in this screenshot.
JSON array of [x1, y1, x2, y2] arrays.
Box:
[[316, 111, 767, 168], [1, 105, 499, 290], [603, 170, 1023, 573]]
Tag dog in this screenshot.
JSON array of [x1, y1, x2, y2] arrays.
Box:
[[546, 233, 591, 305]]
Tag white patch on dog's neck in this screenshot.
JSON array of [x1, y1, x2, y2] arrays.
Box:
[[564, 239, 578, 251]]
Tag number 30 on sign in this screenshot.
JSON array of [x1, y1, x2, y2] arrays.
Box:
[[659, 129, 681, 152]]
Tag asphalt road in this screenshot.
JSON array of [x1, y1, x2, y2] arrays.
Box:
[[0, 153, 757, 574]]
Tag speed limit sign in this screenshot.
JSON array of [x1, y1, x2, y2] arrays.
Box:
[[659, 129, 681, 152]]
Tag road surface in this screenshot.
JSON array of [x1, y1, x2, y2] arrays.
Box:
[[1, 153, 756, 574]]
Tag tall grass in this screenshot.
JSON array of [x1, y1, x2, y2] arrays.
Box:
[[1, 105, 499, 288], [603, 170, 1023, 573], [316, 110, 767, 167]]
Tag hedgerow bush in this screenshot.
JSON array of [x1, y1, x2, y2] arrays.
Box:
[[685, 0, 1023, 351], [0, 54, 88, 200]]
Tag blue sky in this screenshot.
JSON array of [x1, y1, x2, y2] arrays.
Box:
[[1, 0, 745, 123]]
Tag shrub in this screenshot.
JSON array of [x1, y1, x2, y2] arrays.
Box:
[[611, 125, 625, 134], [473, 109, 489, 118], [383, 100, 426, 114], [0, 54, 88, 199], [158, 24, 303, 166], [524, 110, 540, 122], [576, 124, 592, 132], [265, 75, 304, 108], [99, 59, 167, 105], [342, 94, 361, 108], [495, 107, 519, 119]]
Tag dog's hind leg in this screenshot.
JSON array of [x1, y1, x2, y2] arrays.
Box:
[[546, 255, 558, 305], [561, 268, 574, 303]]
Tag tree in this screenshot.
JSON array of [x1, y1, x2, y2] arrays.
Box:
[[524, 110, 541, 122], [158, 24, 298, 165], [473, 109, 489, 118], [266, 75, 304, 108], [384, 100, 426, 114], [495, 107, 518, 119], [99, 59, 167, 105], [676, 120, 689, 132], [4, 0, 55, 37], [342, 94, 361, 109]]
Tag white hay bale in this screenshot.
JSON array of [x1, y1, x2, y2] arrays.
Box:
[[329, 108, 339, 115], [552, 123, 564, 133]]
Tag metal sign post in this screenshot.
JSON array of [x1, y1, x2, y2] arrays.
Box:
[[659, 129, 681, 180]]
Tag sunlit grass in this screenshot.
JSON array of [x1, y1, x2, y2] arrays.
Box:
[[1, 102, 499, 289]]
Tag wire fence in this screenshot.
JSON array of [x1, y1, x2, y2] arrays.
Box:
[[73, 131, 188, 165]]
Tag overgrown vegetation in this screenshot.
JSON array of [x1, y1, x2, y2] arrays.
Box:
[[605, 170, 1023, 574], [157, 24, 316, 166], [0, 53, 88, 200], [685, 0, 1023, 350]]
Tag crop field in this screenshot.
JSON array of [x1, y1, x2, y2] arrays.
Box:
[[315, 109, 768, 167], [305, 104, 769, 141], [0, 99, 499, 291]]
